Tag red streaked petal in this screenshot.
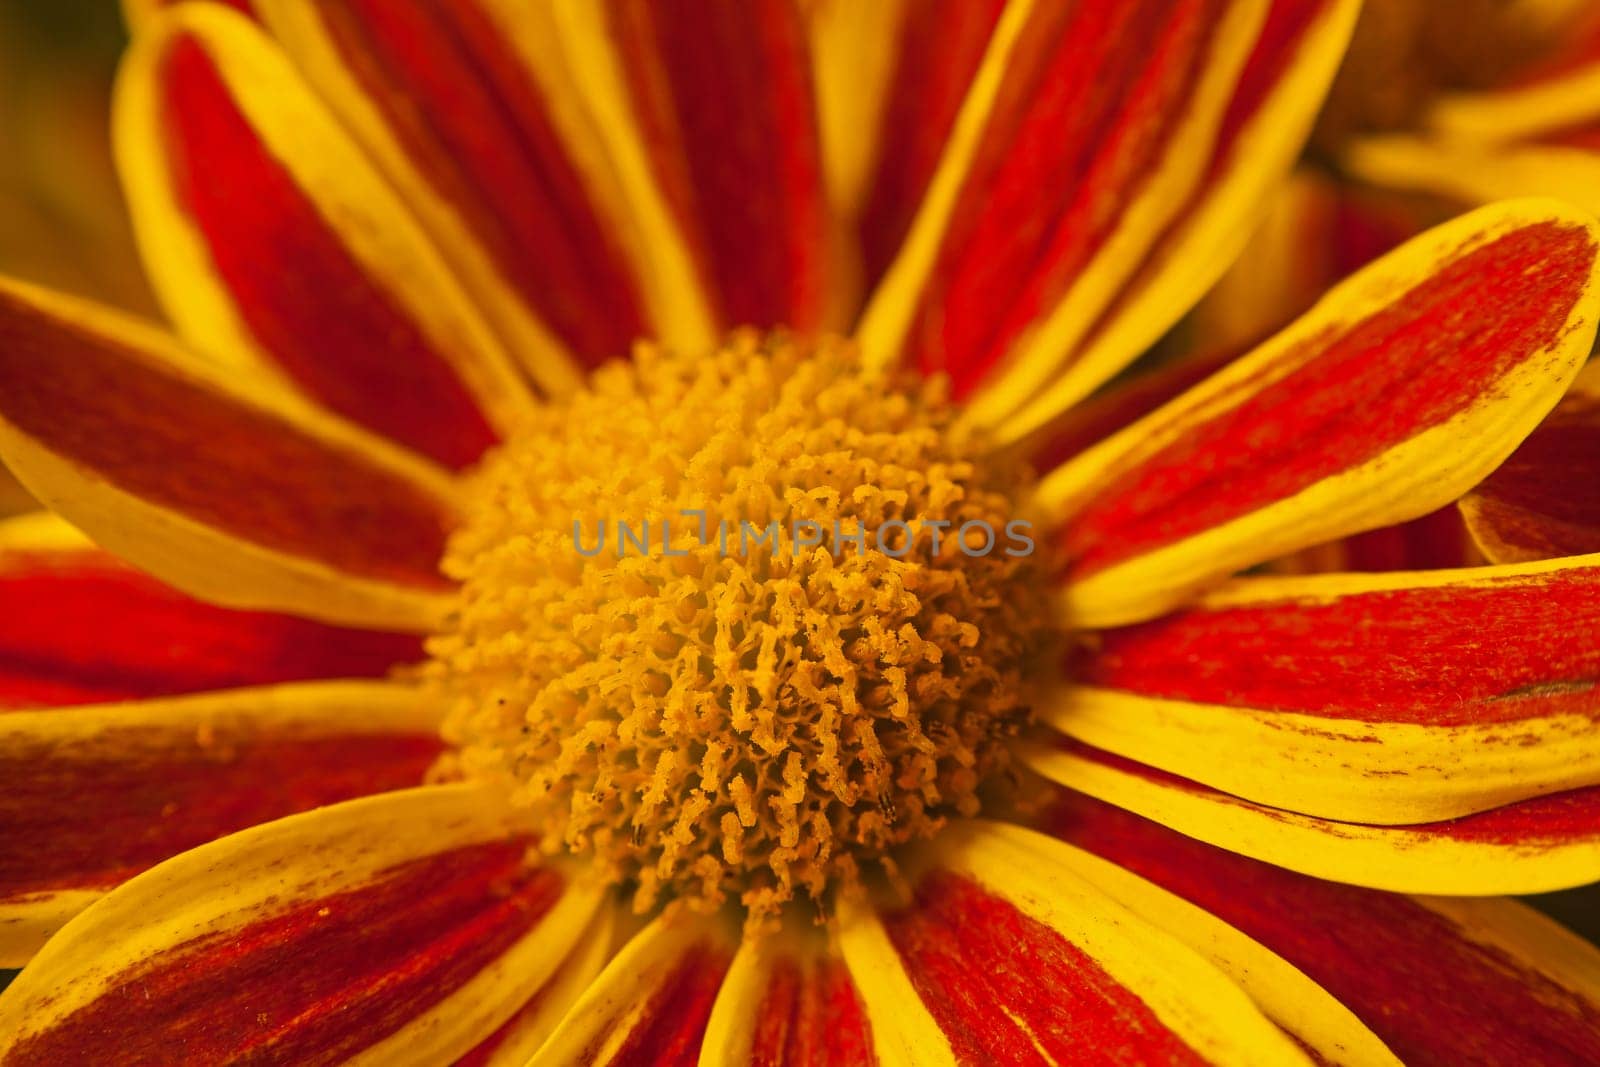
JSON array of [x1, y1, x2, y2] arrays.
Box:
[[1462, 377, 1600, 562], [535, 912, 736, 1067], [855, 0, 1007, 291], [0, 680, 442, 964], [1027, 738, 1600, 896], [699, 931, 876, 1066], [988, 0, 1364, 439], [837, 823, 1313, 1064], [590, 0, 834, 335], [118, 6, 535, 466], [0, 785, 604, 1064], [259, 0, 649, 377], [0, 517, 419, 708], [1047, 556, 1600, 822], [864, 0, 1259, 394], [1040, 201, 1600, 627], [1043, 792, 1600, 1067], [0, 280, 457, 631]]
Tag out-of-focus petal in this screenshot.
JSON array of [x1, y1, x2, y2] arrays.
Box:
[[0, 279, 459, 631], [0, 784, 605, 1064], [257, 0, 653, 380], [1462, 364, 1600, 562], [117, 5, 533, 465], [552, 0, 836, 339], [0, 680, 442, 965], [0, 513, 421, 708]]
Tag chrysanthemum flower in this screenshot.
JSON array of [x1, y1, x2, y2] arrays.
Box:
[[2, 1, 1599, 1063]]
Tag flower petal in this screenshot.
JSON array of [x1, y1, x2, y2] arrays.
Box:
[[552, 0, 835, 337], [0, 279, 458, 631], [1046, 554, 1600, 822], [255, 0, 652, 381], [116, 5, 534, 466], [1005, 816, 1400, 1066], [986, 0, 1363, 441], [453, 914, 613, 1067], [859, 0, 1353, 422], [0, 514, 420, 708], [699, 927, 876, 1066], [836, 822, 1313, 1065], [1028, 738, 1600, 896], [534, 911, 736, 1066], [1044, 793, 1600, 1066], [1039, 200, 1600, 628], [0, 784, 603, 1064], [124, 0, 258, 28], [0, 680, 442, 965], [1461, 365, 1600, 562], [1345, 134, 1600, 222]]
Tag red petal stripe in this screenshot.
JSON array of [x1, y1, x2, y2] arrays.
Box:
[[857, 0, 1007, 288], [751, 954, 876, 1067], [1045, 795, 1600, 1067], [0, 289, 453, 592], [1031, 339, 1247, 472], [0, 721, 441, 899], [1076, 560, 1600, 726], [611, 943, 731, 1067], [881, 871, 1206, 1065], [908, 0, 1227, 393], [1057, 735, 1600, 850], [606, 0, 829, 331], [7, 839, 555, 1067], [1464, 390, 1600, 561], [159, 37, 496, 468], [1060, 222, 1596, 580], [315, 0, 647, 365], [0, 548, 419, 708]]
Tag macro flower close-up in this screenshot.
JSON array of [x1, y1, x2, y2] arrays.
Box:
[[2, 0, 1600, 1064]]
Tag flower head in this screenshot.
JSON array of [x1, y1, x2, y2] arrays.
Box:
[[1, 1, 1600, 1064]]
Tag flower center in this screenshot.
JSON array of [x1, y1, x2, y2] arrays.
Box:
[[428, 332, 1051, 923]]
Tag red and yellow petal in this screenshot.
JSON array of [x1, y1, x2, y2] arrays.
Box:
[[535, 910, 738, 1066], [0, 513, 420, 708], [0, 279, 458, 631], [553, 0, 837, 340], [0, 784, 604, 1064], [1028, 738, 1600, 896], [1461, 363, 1600, 563], [988, 0, 1364, 441], [859, 0, 1264, 393], [0, 680, 443, 965], [1046, 553, 1600, 823], [117, 4, 534, 466], [836, 822, 1314, 1065], [453, 913, 613, 1067], [255, 0, 652, 383], [858, 0, 1354, 432], [699, 925, 876, 1066], [1045, 794, 1600, 1066], [1038, 199, 1600, 628]]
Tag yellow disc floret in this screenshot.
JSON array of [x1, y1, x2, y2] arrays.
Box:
[[428, 332, 1050, 923]]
